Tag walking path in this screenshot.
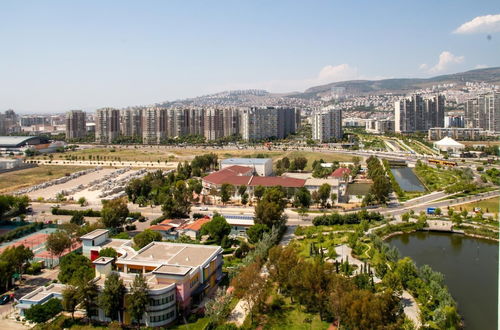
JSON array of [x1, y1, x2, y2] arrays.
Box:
[[402, 290, 422, 328]]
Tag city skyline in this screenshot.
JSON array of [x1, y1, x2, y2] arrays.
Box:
[[1, 1, 500, 113]]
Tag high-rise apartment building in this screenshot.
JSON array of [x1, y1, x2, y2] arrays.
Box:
[[311, 108, 343, 142], [95, 108, 120, 143], [465, 92, 500, 132], [65, 110, 87, 140], [204, 108, 224, 140], [223, 108, 240, 137], [120, 108, 143, 139], [240, 107, 297, 141], [395, 94, 445, 133]]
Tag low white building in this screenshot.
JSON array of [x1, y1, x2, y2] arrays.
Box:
[[220, 158, 273, 176], [433, 137, 465, 154]]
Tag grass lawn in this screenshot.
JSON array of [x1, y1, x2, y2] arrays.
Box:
[[452, 196, 499, 213], [277, 151, 355, 171], [170, 317, 210, 330], [346, 183, 372, 196], [0, 165, 87, 194], [414, 164, 461, 191], [260, 295, 331, 330]]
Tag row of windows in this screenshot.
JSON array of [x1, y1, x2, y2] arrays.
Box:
[[149, 294, 175, 306], [150, 310, 175, 323]]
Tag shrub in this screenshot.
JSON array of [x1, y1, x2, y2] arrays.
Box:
[[25, 261, 43, 275], [24, 298, 62, 323]]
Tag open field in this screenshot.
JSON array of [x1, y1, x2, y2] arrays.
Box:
[[460, 140, 500, 146], [452, 196, 499, 214], [0, 165, 88, 194], [34, 147, 357, 170]]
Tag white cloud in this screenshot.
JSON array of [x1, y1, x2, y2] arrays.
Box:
[[420, 51, 465, 74], [454, 14, 500, 34], [214, 64, 360, 93]]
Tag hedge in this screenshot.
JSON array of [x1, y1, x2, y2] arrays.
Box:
[[313, 210, 384, 226], [0, 222, 44, 243], [51, 207, 101, 217], [24, 298, 62, 323]]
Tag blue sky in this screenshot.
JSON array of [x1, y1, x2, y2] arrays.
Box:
[[1, 0, 499, 113]]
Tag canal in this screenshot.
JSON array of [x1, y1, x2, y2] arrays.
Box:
[[387, 232, 498, 329], [390, 167, 425, 192]]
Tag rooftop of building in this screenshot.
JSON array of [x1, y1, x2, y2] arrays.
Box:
[[80, 229, 110, 240], [180, 217, 211, 232], [203, 168, 305, 188], [0, 136, 50, 147], [20, 283, 66, 303], [331, 167, 352, 178], [221, 158, 271, 165]]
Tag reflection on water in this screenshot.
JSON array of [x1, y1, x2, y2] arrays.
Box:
[[387, 232, 498, 330], [390, 167, 425, 192]]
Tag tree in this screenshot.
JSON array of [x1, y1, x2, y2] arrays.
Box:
[[220, 183, 235, 204], [58, 253, 95, 284], [318, 183, 331, 207], [99, 247, 118, 258], [98, 272, 126, 322], [401, 213, 410, 222], [293, 157, 308, 171], [127, 274, 149, 325], [231, 261, 268, 322], [101, 198, 129, 228], [434, 207, 442, 216], [77, 278, 99, 323], [70, 212, 85, 225], [330, 193, 337, 205], [241, 193, 249, 206], [204, 288, 233, 327], [268, 245, 300, 296], [293, 187, 311, 209], [46, 230, 72, 260], [1, 245, 34, 281], [253, 185, 265, 200], [237, 185, 247, 196], [201, 215, 231, 244], [370, 176, 392, 204], [78, 197, 87, 207], [246, 224, 270, 244], [62, 285, 79, 320], [254, 187, 287, 228], [133, 229, 162, 249], [24, 298, 62, 323]]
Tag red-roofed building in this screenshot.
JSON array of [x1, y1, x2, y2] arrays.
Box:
[[330, 167, 352, 183], [178, 216, 212, 239], [202, 166, 306, 201], [149, 223, 177, 240]]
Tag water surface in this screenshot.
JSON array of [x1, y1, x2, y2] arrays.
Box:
[[390, 167, 425, 192], [387, 232, 498, 330]]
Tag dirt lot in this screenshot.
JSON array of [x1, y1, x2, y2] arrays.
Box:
[[0, 165, 87, 194], [35, 146, 357, 168]]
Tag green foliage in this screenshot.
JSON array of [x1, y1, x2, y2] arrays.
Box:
[[25, 298, 62, 323], [58, 253, 95, 285], [46, 230, 72, 258], [0, 194, 29, 217], [201, 215, 231, 244], [254, 187, 287, 228], [62, 285, 79, 319], [51, 207, 101, 217], [246, 224, 270, 244], [133, 229, 162, 249], [127, 274, 149, 324], [366, 156, 391, 203], [101, 198, 129, 228], [0, 222, 44, 244], [98, 272, 126, 321], [70, 212, 84, 225], [99, 247, 118, 258], [313, 210, 383, 226]]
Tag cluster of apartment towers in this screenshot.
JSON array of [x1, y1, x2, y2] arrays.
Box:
[[66, 107, 301, 143]]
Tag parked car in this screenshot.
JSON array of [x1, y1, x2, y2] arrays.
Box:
[[0, 294, 11, 305], [199, 207, 208, 211]]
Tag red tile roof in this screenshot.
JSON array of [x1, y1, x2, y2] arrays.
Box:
[[182, 217, 211, 231], [249, 176, 305, 188], [149, 224, 173, 232], [331, 167, 351, 178], [203, 165, 253, 186]]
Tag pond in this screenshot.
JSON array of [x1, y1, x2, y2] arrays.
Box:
[[387, 232, 498, 329], [390, 167, 425, 192]]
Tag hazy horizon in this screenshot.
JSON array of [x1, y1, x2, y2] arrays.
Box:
[[1, 1, 499, 113]]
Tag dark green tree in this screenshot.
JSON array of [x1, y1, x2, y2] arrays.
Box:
[[98, 272, 126, 322]]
